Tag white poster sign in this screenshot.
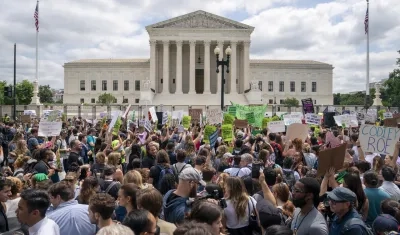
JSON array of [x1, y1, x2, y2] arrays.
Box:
[[268, 121, 286, 133], [359, 124, 400, 155], [24, 110, 36, 116], [149, 107, 158, 122], [38, 122, 62, 137], [283, 114, 302, 126], [305, 113, 321, 125], [334, 114, 358, 127], [384, 112, 393, 119], [108, 111, 121, 132], [206, 109, 223, 125]]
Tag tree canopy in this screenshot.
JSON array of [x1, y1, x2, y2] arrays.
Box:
[[283, 97, 299, 107], [39, 85, 54, 103], [97, 93, 117, 104]]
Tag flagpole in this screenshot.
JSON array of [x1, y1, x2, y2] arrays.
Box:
[[364, 0, 370, 111], [31, 0, 41, 105]]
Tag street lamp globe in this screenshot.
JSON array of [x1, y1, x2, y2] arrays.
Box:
[[225, 46, 232, 55], [214, 46, 220, 55]]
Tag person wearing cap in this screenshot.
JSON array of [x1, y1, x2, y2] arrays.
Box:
[[328, 187, 369, 234], [373, 214, 399, 235], [162, 167, 205, 225]]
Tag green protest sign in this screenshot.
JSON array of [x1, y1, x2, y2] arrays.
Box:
[[246, 112, 255, 124], [221, 124, 233, 142], [204, 125, 217, 144], [228, 106, 237, 117], [182, 116, 191, 129]]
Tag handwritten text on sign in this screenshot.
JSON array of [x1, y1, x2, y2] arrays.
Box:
[[359, 124, 400, 155]]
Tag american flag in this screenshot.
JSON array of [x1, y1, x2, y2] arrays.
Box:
[[364, 7, 369, 34], [34, 2, 39, 32]]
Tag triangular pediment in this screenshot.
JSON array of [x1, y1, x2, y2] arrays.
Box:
[[146, 10, 254, 30]]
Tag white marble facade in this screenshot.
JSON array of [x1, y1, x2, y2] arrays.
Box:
[[63, 10, 334, 106]]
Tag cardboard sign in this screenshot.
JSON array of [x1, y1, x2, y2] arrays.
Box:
[[267, 121, 285, 133], [305, 113, 321, 125], [206, 109, 223, 125], [317, 143, 347, 177], [384, 118, 400, 127], [189, 109, 202, 124], [21, 115, 31, 123], [301, 98, 315, 114], [286, 123, 308, 141], [234, 119, 248, 129], [359, 124, 400, 155]]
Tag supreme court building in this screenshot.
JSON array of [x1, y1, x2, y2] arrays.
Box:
[[63, 10, 334, 107]]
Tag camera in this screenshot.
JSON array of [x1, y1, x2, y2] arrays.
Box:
[[197, 184, 227, 209]]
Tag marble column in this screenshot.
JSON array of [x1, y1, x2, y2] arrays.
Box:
[[189, 40, 196, 94], [162, 40, 169, 94], [230, 41, 237, 94], [149, 40, 157, 92], [243, 40, 250, 92], [175, 40, 183, 94], [203, 40, 211, 94], [217, 41, 224, 93]]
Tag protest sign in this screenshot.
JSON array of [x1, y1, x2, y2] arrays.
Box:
[[108, 111, 122, 133], [334, 114, 358, 127], [209, 130, 219, 148], [246, 112, 255, 124], [182, 116, 191, 129], [301, 98, 315, 114], [317, 143, 347, 177], [384, 118, 400, 127], [206, 109, 223, 125], [204, 125, 217, 144], [283, 114, 302, 126], [267, 121, 285, 133], [221, 124, 233, 142], [286, 123, 308, 141], [234, 119, 248, 128], [231, 103, 266, 128], [149, 107, 158, 122], [384, 112, 393, 119], [39, 122, 62, 137], [24, 110, 36, 116], [359, 124, 400, 155], [21, 115, 31, 123], [305, 113, 321, 125], [223, 113, 235, 125], [189, 109, 202, 124], [228, 106, 237, 117]]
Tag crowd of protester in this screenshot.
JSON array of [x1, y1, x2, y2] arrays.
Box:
[[0, 115, 399, 235]]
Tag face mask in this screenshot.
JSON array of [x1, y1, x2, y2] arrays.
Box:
[[7, 157, 15, 164], [292, 197, 307, 208]]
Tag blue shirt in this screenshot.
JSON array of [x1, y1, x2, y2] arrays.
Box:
[[47, 200, 96, 235], [364, 188, 390, 225], [329, 209, 365, 235]]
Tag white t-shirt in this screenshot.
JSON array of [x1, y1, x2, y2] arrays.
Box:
[[224, 196, 257, 229]]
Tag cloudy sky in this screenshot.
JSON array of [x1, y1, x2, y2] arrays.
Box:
[[0, 0, 399, 93]]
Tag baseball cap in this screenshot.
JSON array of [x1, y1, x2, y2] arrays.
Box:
[[256, 199, 282, 229], [237, 131, 244, 138], [179, 167, 206, 186], [327, 187, 356, 203], [373, 214, 399, 233]]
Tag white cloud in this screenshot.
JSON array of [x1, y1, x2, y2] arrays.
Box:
[[0, 0, 398, 93]]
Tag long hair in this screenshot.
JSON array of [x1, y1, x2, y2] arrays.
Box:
[[225, 177, 249, 221], [78, 176, 99, 204], [344, 172, 366, 211]]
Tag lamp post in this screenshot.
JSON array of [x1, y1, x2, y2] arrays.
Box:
[[273, 96, 277, 116], [214, 45, 232, 111]]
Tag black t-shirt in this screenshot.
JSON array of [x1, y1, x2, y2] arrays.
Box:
[[0, 203, 8, 232], [67, 152, 82, 171], [99, 180, 121, 200], [149, 165, 162, 187], [142, 156, 156, 169]]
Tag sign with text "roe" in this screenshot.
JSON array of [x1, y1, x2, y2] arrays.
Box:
[[359, 125, 400, 155]]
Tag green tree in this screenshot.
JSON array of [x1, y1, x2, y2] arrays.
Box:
[[0, 81, 8, 105], [333, 93, 341, 105], [38, 85, 54, 103], [97, 93, 116, 104], [283, 97, 299, 107], [382, 51, 400, 107], [15, 80, 34, 105]]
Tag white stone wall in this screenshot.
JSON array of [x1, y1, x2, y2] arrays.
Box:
[[63, 64, 149, 104], [250, 65, 333, 105]]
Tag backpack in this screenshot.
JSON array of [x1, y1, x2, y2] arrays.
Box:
[[341, 218, 373, 235], [277, 208, 292, 227], [282, 169, 296, 191], [271, 143, 283, 166], [157, 165, 174, 190], [24, 159, 38, 175], [173, 164, 187, 182]]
